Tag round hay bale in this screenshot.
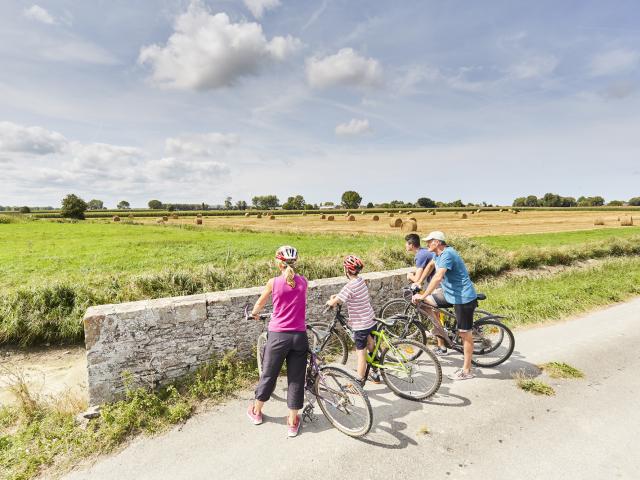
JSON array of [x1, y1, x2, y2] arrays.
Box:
[[171, 213, 178, 219], [430, 211, 436, 215], [593, 217, 605, 226], [162, 216, 168, 221], [268, 215, 275, 220], [461, 213, 468, 219], [372, 215, 380, 221], [195, 218, 203, 225], [361, 211, 366, 215], [389, 218, 403, 228], [256, 213, 262, 219], [499, 209, 504, 212], [389, 213, 395, 217], [476, 209, 481, 213], [345, 211, 350, 216], [406, 211, 412, 215], [346, 215, 355, 221], [327, 215, 335, 221], [398, 210, 403, 214], [112, 215, 120, 222], [512, 210, 519, 215], [408, 217, 417, 222], [196, 213, 203, 217], [128, 214, 134, 219], [620, 216, 634, 227], [301, 212, 306, 216], [156, 218, 164, 224], [244, 212, 250, 217], [320, 214, 326, 219], [401, 220, 417, 232], [265, 211, 272, 216]]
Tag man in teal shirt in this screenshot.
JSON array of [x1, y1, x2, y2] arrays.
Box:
[[412, 231, 478, 380]]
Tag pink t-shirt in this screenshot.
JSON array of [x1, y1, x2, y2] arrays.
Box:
[[269, 274, 307, 332]]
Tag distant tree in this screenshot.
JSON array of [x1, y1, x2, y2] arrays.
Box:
[[224, 197, 233, 209], [167, 204, 175, 211], [416, 197, 436, 208], [449, 199, 465, 207], [61, 194, 87, 220], [252, 195, 280, 209], [117, 200, 130, 209], [366, 202, 374, 209], [628, 197, 640, 206], [87, 199, 104, 210], [341, 191, 362, 209], [19, 206, 31, 214], [560, 196, 577, 207], [148, 199, 163, 209], [607, 200, 624, 206], [577, 196, 605, 207], [282, 195, 306, 210], [540, 193, 562, 207], [323, 201, 335, 206], [235, 200, 248, 210], [512, 197, 526, 207], [304, 203, 317, 210]]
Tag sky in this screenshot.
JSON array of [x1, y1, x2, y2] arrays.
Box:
[[0, 0, 639, 208]]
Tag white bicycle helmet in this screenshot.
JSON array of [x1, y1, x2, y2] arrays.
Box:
[[275, 245, 298, 263]]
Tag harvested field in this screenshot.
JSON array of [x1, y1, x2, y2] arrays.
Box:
[[134, 210, 640, 236]]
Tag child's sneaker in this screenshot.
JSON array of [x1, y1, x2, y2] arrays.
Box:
[[287, 415, 301, 437], [247, 405, 263, 425], [433, 347, 448, 357]]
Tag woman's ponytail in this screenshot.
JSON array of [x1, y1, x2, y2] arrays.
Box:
[[284, 263, 296, 288]]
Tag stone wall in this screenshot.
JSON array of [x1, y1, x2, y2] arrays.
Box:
[[83, 267, 412, 404]]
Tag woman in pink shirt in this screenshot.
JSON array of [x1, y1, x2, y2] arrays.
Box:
[[248, 245, 308, 437]]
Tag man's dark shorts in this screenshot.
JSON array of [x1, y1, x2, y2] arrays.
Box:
[[353, 325, 376, 350], [431, 291, 478, 331]]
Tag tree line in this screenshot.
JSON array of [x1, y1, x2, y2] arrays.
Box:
[[512, 194, 640, 207]]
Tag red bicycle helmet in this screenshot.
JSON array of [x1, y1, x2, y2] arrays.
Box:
[[343, 255, 364, 274]]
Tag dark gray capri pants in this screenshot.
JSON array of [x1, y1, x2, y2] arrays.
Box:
[[255, 331, 309, 410]]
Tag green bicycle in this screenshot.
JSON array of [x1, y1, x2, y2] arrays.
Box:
[[311, 305, 442, 401]]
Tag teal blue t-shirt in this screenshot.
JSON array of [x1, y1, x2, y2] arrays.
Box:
[[434, 247, 477, 304]]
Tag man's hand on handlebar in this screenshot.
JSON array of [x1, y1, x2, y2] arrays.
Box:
[[411, 293, 426, 304]]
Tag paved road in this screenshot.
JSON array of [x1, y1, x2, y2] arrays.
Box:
[[65, 299, 640, 480]]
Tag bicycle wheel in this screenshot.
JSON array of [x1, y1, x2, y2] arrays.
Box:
[[379, 339, 442, 401], [307, 322, 349, 364], [314, 365, 373, 437], [379, 300, 428, 344], [256, 332, 267, 376], [470, 320, 515, 368]]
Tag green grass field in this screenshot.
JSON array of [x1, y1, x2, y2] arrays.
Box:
[[1, 219, 640, 346]]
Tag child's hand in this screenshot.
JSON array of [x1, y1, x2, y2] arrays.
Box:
[[325, 299, 334, 308]]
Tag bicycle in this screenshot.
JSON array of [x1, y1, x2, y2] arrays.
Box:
[[379, 287, 515, 368], [245, 307, 373, 437], [312, 305, 442, 401]]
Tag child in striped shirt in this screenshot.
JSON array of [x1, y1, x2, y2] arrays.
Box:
[[326, 255, 380, 383]]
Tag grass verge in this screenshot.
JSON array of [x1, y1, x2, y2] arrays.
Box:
[[513, 371, 556, 396], [539, 362, 584, 379], [0, 351, 257, 480], [478, 257, 640, 328]]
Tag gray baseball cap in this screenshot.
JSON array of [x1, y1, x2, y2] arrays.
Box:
[[423, 231, 446, 242]]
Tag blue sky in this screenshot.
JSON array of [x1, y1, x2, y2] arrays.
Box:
[[1, 0, 639, 207]]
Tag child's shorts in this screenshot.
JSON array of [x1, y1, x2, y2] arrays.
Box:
[[353, 325, 376, 350]]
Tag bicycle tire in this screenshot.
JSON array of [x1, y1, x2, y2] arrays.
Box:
[[308, 321, 349, 364], [470, 320, 515, 368], [379, 300, 428, 344], [314, 365, 373, 437], [256, 332, 267, 377], [379, 339, 442, 401]]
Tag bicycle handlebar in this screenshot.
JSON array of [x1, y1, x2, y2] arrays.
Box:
[[243, 305, 271, 321]]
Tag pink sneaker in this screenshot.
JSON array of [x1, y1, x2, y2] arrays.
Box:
[[287, 415, 301, 438], [247, 405, 263, 425]]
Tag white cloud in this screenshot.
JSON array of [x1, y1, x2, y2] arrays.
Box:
[[508, 54, 558, 79], [165, 132, 238, 157], [591, 49, 639, 76], [0, 121, 67, 155], [68, 142, 145, 170], [41, 40, 118, 65], [335, 118, 371, 136], [24, 5, 56, 25], [306, 48, 383, 89], [138, 1, 301, 90], [244, 0, 281, 19], [149, 157, 230, 180]]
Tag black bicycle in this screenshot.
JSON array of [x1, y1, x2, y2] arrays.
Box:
[[245, 307, 373, 437], [378, 287, 515, 368]]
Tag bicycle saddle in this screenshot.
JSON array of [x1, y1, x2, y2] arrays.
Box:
[[375, 315, 403, 327]]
